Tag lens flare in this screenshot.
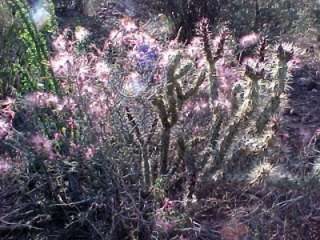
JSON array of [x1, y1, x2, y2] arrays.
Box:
[[31, 0, 51, 30]]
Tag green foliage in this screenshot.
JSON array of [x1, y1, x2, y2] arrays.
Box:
[[1, 0, 58, 95]]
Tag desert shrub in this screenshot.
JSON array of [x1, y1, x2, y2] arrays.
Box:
[[2, 2, 320, 238]]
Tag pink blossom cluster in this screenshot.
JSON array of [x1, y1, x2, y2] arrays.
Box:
[[110, 17, 156, 48], [0, 99, 15, 140], [49, 28, 116, 136], [185, 37, 207, 68], [0, 119, 11, 140], [51, 31, 74, 77], [183, 98, 210, 118], [29, 133, 55, 160], [288, 56, 303, 73], [0, 160, 12, 173], [23, 91, 76, 112], [239, 33, 260, 48], [155, 198, 176, 233], [215, 58, 241, 112], [24, 92, 60, 109]]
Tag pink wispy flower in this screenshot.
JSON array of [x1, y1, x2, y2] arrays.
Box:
[[24, 92, 61, 109], [52, 34, 67, 52], [239, 33, 259, 48], [215, 59, 241, 112], [0, 119, 10, 140], [30, 134, 55, 160], [50, 53, 74, 77], [95, 61, 111, 83], [0, 160, 12, 173], [75, 26, 89, 42], [186, 37, 203, 59], [83, 146, 96, 160], [216, 59, 240, 94], [288, 57, 303, 72]]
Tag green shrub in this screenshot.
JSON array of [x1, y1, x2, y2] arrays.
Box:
[[1, 0, 58, 96]]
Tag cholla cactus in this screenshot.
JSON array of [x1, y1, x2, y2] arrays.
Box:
[[197, 22, 295, 184], [124, 18, 295, 191], [152, 54, 206, 177]]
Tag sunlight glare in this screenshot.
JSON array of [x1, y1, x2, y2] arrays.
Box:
[[31, 0, 51, 30]]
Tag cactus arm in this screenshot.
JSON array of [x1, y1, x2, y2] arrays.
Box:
[[175, 82, 184, 109], [206, 29, 228, 152], [152, 97, 170, 129], [125, 107, 144, 144], [126, 108, 160, 187], [152, 54, 180, 175], [146, 118, 159, 145], [256, 50, 290, 133], [175, 69, 206, 110], [141, 146, 151, 187], [159, 127, 171, 174], [182, 70, 206, 100], [166, 54, 181, 126], [152, 96, 171, 172], [174, 62, 193, 80], [230, 84, 242, 116], [215, 69, 260, 168], [210, 106, 224, 150], [255, 96, 281, 133], [154, 52, 207, 175], [202, 25, 214, 67]]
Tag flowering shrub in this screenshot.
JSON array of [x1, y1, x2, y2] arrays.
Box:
[[2, 3, 320, 239], [23, 16, 294, 193]]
